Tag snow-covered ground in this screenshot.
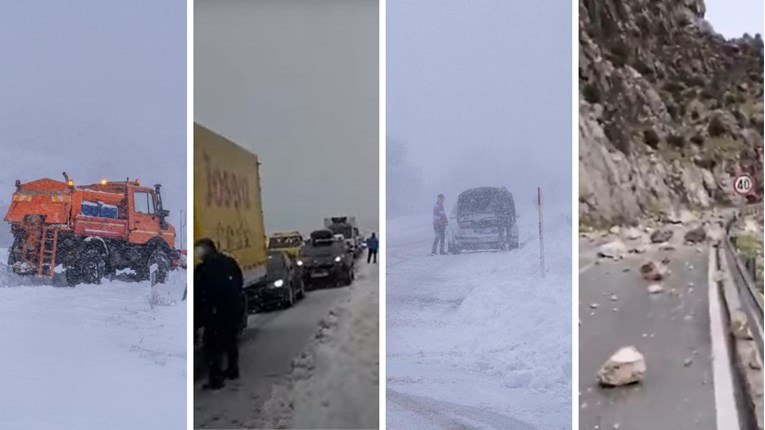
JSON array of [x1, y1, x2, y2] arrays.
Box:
[[248, 262, 380, 429], [387, 205, 572, 430], [0, 248, 187, 430]]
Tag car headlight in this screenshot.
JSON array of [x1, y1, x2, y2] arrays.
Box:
[[334, 256, 342, 262], [297, 260, 303, 266], [274, 279, 284, 288]]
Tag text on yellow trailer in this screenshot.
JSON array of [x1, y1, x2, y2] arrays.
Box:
[[194, 123, 268, 286]]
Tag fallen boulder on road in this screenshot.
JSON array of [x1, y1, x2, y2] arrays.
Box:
[[647, 284, 664, 294], [598, 346, 646, 386], [651, 229, 673, 243], [629, 245, 648, 254], [684, 226, 707, 243], [622, 227, 645, 241], [597, 240, 627, 259], [706, 225, 725, 245], [640, 260, 669, 281]]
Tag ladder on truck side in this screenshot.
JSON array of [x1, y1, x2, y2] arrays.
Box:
[[37, 226, 60, 278]]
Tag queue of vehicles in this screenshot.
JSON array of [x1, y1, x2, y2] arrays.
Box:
[[194, 123, 367, 337], [252, 225, 363, 311]]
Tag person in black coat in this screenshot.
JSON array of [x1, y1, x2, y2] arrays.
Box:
[[366, 233, 379, 264], [195, 238, 244, 390]]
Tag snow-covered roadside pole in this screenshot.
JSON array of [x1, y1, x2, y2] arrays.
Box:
[[538, 187, 545, 278], [150, 263, 159, 308]]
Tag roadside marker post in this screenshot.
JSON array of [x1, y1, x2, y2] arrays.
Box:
[[538, 187, 545, 278], [150, 263, 159, 308]]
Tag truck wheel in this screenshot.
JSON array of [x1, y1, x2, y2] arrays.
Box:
[[7, 236, 21, 266], [147, 248, 170, 284], [509, 236, 519, 250], [74, 247, 106, 285], [297, 279, 306, 299], [283, 286, 295, 308], [64, 267, 80, 286]]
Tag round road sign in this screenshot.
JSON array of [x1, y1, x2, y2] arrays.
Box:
[[733, 174, 754, 195]]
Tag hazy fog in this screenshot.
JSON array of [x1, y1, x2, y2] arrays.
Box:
[[0, 0, 187, 246], [195, 0, 379, 235], [705, 0, 763, 38], [387, 0, 572, 215]]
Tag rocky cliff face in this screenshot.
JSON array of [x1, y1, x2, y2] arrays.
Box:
[[579, 0, 764, 227]]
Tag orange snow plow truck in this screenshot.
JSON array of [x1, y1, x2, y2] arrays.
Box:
[[3, 172, 179, 286]]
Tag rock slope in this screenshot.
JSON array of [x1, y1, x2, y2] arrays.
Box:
[[579, 0, 764, 227]]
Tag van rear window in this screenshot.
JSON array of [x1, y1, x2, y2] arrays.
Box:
[[457, 189, 514, 217]]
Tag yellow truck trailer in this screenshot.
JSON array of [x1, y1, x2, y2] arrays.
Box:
[[194, 123, 268, 287]]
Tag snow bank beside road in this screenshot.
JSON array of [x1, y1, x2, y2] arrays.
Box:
[[456, 207, 571, 393], [387, 205, 571, 429], [249, 263, 379, 429], [0, 254, 187, 430]]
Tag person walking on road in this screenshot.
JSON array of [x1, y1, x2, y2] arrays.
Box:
[[194, 238, 244, 390], [432, 193, 448, 255], [366, 232, 379, 263]]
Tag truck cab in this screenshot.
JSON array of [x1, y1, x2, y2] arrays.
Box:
[[126, 183, 175, 247], [324, 216, 362, 258]]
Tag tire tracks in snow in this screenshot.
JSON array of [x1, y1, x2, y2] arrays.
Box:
[[388, 389, 537, 430]]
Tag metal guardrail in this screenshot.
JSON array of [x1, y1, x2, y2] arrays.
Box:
[[740, 203, 764, 218], [718, 203, 764, 430], [723, 203, 764, 358]]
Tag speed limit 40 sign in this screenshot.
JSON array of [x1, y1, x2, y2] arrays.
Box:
[[734, 174, 754, 195]]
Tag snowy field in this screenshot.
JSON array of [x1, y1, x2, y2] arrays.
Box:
[[387, 205, 572, 429], [0, 249, 187, 430], [248, 262, 380, 429]]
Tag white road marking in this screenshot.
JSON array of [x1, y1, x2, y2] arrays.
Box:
[[579, 261, 595, 275], [707, 245, 741, 429]]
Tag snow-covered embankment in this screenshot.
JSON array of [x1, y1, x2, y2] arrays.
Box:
[[0, 249, 187, 430], [387, 205, 572, 429]]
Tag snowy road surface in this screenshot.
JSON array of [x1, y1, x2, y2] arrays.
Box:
[[579, 241, 717, 429], [194, 261, 379, 429], [0, 249, 187, 430], [387, 207, 572, 430]]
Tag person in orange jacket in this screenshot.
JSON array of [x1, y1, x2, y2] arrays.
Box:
[[432, 194, 448, 255]]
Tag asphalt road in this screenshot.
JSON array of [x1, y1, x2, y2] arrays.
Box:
[[579, 243, 717, 430], [193, 284, 350, 429]]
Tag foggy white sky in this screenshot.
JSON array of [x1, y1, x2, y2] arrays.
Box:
[[0, 0, 187, 246], [387, 0, 572, 211], [195, 0, 379, 235], [705, 0, 763, 38]]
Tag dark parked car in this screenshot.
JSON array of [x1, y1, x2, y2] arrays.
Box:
[[447, 186, 519, 253], [247, 251, 305, 310], [297, 229, 355, 289]]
